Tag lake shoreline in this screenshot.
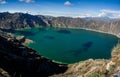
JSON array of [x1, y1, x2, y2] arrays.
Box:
[[56, 26, 120, 38], [80, 28, 120, 38]]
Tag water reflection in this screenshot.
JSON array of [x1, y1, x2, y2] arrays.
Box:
[[57, 29, 71, 34]]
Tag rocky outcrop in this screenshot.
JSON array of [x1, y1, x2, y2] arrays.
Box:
[[0, 68, 11, 77], [16, 36, 25, 43]]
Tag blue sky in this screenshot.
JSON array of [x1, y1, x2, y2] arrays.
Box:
[[0, 0, 120, 18]]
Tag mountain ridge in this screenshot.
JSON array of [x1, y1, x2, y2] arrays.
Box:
[[0, 12, 120, 38]]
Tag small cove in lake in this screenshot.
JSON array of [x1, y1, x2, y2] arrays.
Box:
[[12, 27, 120, 64]]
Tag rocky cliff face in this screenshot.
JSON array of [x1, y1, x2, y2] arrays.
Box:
[[0, 12, 120, 36], [43, 16, 120, 37], [0, 12, 47, 29]]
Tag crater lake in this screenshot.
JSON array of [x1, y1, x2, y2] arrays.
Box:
[[12, 27, 119, 64]]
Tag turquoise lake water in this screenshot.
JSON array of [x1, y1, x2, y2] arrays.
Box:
[[13, 27, 119, 64]]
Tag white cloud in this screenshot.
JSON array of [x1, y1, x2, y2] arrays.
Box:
[[64, 1, 72, 6], [0, 0, 6, 4], [75, 10, 120, 18], [98, 9, 120, 18], [19, 0, 35, 3], [77, 14, 93, 18]]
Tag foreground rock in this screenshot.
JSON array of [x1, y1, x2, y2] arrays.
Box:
[[22, 38, 33, 45], [16, 36, 33, 45], [0, 68, 11, 77]]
